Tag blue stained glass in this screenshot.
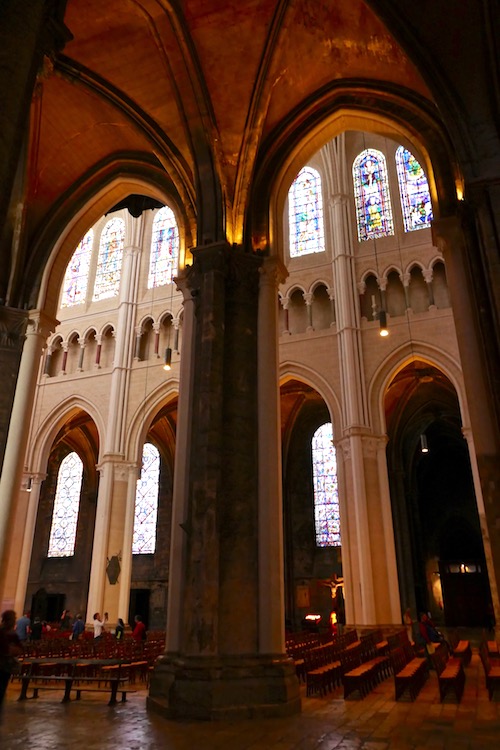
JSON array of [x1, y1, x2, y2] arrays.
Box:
[[289, 167, 325, 257], [353, 149, 394, 241], [148, 206, 179, 288], [133, 442, 160, 554], [396, 146, 433, 231], [312, 423, 341, 547], [93, 218, 124, 300], [60, 230, 93, 308], [48, 452, 83, 557]]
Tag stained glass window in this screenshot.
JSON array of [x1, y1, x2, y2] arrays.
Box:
[[133, 442, 160, 554], [353, 149, 394, 241], [60, 230, 93, 308], [93, 218, 124, 300], [148, 206, 179, 288], [312, 422, 341, 547], [48, 452, 83, 557], [396, 146, 433, 231], [288, 166, 325, 257]]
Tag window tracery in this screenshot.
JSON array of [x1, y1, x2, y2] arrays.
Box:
[[93, 218, 124, 300], [395, 146, 433, 231], [288, 167, 325, 257], [312, 422, 341, 547], [148, 206, 179, 288], [60, 230, 93, 308], [48, 452, 83, 557], [353, 149, 394, 241], [133, 442, 160, 554]]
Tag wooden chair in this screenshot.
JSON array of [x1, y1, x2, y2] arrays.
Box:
[[449, 630, 472, 666], [479, 641, 500, 700], [432, 645, 465, 703]]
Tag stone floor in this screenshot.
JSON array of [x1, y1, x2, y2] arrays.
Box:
[[1, 645, 500, 749]]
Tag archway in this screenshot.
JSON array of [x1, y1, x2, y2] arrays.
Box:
[[385, 360, 493, 627], [280, 378, 342, 634]]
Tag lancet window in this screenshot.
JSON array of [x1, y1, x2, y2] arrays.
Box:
[[93, 217, 125, 300], [395, 146, 433, 231], [47, 452, 83, 557], [312, 422, 341, 547], [60, 230, 93, 308], [288, 166, 325, 257], [148, 206, 179, 288], [353, 149, 394, 241], [133, 442, 160, 554]]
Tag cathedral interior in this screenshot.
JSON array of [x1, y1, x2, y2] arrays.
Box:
[[1, 0, 500, 723]]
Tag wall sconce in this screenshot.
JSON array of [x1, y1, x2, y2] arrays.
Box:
[[379, 310, 389, 337], [26, 477, 33, 492], [420, 434, 429, 453], [163, 347, 172, 371]]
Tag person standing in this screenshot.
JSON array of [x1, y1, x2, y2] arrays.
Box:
[[15, 612, 30, 644], [115, 618, 125, 641], [132, 615, 146, 642], [60, 609, 72, 632], [72, 614, 85, 640], [93, 612, 108, 640], [0, 610, 23, 710]]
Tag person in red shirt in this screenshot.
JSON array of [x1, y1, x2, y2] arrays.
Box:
[[132, 615, 146, 642]]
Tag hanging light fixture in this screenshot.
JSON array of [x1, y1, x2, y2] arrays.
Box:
[[378, 309, 389, 337], [420, 433, 429, 453], [163, 346, 172, 371]]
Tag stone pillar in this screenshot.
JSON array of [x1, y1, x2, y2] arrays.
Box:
[[0, 310, 56, 606], [257, 257, 288, 654], [164, 268, 197, 654], [61, 344, 68, 374], [43, 347, 52, 375], [401, 272, 411, 310], [95, 334, 102, 368], [148, 244, 300, 720], [117, 464, 141, 624], [77, 337, 85, 371], [85, 459, 114, 620], [303, 291, 314, 331], [422, 268, 435, 307], [326, 286, 336, 326], [14, 474, 45, 614], [173, 319, 180, 353], [320, 135, 398, 624], [85, 228, 143, 622], [153, 324, 160, 357], [375, 436, 401, 621], [280, 296, 290, 335], [0, 307, 28, 475]]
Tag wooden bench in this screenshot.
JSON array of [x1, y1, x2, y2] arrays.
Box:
[[432, 645, 465, 703], [342, 659, 378, 699], [479, 641, 500, 700], [449, 630, 472, 666], [18, 673, 131, 706], [341, 642, 386, 700], [305, 642, 342, 696], [391, 645, 428, 701]]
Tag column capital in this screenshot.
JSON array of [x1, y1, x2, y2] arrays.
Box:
[[328, 192, 350, 207], [422, 268, 434, 284], [26, 309, 58, 340], [431, 213, 463, 253], [259, 256, 288, 288], [303, 292, 313, 306]]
